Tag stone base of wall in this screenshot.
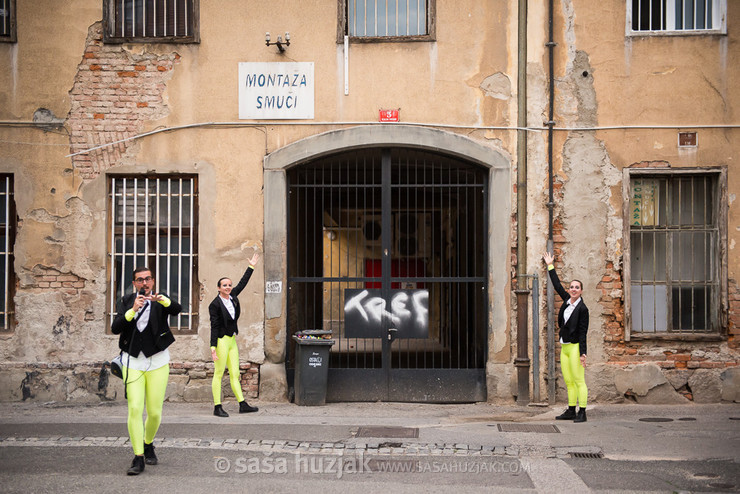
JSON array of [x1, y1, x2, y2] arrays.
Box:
[[546, 363, 739, 405], [611, 363, 740, 404], [2, 361, 738, 404], [0, 362, 260, 403]]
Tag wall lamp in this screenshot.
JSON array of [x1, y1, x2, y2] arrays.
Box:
[[265, 32, 290, 53]]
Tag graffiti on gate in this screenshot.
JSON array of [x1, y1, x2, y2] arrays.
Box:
[[343, 289, 429, 339]]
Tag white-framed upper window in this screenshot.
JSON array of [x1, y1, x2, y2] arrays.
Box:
[[627, 0, 727, 35], [624, 169, 727, 340], [0, 0, 16, 43], [340, 0, 436, 42], [108, 175, 198, 333], [103, 0, 200, 43]]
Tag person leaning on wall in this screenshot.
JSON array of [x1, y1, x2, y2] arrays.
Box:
[[209, 251, 261, 417], [111, 266, 182, 475], [543, 251, 589, 423]]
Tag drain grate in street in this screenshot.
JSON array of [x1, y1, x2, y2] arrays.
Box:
[[356, 426, 419, 438], [496, 424, 560, 433], [638, 417, 674, 422], [570, 451, 604, 459]]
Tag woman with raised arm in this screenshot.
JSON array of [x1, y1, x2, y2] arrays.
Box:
[[543, 251, 589, 423], [209, 252, 261, 417]]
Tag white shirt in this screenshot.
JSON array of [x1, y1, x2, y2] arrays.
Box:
[[121, 348, 170, 372], [122, 300, 169, 372], [560, 297, 581, 344], [136, 301, 150, 332], [219, 295, 236, 319]]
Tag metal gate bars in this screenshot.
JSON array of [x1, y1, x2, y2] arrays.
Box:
[[287, 147, 488, 402]]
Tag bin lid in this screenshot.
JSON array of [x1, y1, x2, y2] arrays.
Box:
[[295, 330, 332, 336], [292, 330, 334, 346], [292, 335, 335, 346]]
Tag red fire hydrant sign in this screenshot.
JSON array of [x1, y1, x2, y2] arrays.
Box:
[[379, 109, 399, 122]]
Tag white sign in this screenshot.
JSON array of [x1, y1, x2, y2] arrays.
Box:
[[238, 62, 314, 119], [266, 281, 282, 294]]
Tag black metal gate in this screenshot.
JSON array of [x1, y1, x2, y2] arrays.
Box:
[[286, 147, 488, 402]]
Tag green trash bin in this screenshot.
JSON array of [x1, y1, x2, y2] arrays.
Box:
[[292, 330, 334, 406]]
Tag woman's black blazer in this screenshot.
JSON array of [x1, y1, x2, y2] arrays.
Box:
[[547, 267, 589, 356], [209, 265, 254, 348]]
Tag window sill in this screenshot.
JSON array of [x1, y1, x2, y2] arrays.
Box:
[[627, 30, 727, 37], [104, 36, 200, 44], [628, 333, 725, 342], [340, 34, 435, 44]]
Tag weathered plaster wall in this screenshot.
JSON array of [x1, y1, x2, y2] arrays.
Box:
[[0, 1, 521, 403], [535, 0, 740, 404], [0, 0, 736, 404]]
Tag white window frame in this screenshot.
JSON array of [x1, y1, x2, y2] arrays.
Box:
[[623, 167, 728, 341], [108, 175, 198, 333], [103, 0, 200, 44], [338, 0, 436, 42], [626, 0, 727, 36]]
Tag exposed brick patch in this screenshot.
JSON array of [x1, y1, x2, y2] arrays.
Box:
[[170, 361, 261, 399], [240, 363, 260, 399], [546, 167, 738, 402], [597, 262, 739, 395], [29, 266, 86, 291], [67, 22, 179, 181], [729, 278, 740, 349]]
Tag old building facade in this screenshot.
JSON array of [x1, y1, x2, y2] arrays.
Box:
[[0, 0, 738, 404]]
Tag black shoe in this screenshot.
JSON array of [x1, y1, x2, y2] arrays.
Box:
[[143, 442, 158, 465], [239, 401, 259, 413], [127, 455, 145, 475], [555, 407, 577, 420], [574, 409, 587, 423], [214, 404, 229, 417]]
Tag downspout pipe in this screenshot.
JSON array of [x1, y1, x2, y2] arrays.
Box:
[[545, 0, 557, 405], [514, 0, 531, 406]]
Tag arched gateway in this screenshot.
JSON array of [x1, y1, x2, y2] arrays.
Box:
[[264, 125, 510, 402]]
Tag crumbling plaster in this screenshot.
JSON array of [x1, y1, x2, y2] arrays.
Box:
[[549, 4, 624, 366]]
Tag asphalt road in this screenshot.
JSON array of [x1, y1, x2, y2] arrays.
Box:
[[0, 401, 738, 493]]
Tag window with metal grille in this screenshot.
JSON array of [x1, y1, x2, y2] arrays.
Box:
[[0, 0, 16, 42], [103, 0, 199, 43], [628, 0, 726, 34], [341, 0, 435, 41], [626, 171, 725, 337], [0, 175, 15, 332], [108, 176, 198, 333]]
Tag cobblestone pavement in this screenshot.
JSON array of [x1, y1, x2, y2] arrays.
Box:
[[0, 433, 601, 459]]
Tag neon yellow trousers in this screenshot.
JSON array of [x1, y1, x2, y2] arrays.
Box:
[[560, 343, 588, 408], [212, 335, 245, 405], [124, 364, 169, 455]]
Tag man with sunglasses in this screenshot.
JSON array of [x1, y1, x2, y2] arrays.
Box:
[[112, 267, 182, 475]]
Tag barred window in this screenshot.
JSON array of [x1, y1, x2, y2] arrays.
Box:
[[104, 0, 200, 43], [341, 0, 435, 41], [0, 175, 15, 332], [626, 171, 725, 337], [628, 0, 726, 34], [0, 0, 16, 42], [108, 176, 198, 333]]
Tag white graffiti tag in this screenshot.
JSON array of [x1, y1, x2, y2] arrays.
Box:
[[345, 290, 428, 328]]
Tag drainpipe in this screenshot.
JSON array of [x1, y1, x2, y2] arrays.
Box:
[[545, 0, 557, 404], [514, 0, 530, 406]]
